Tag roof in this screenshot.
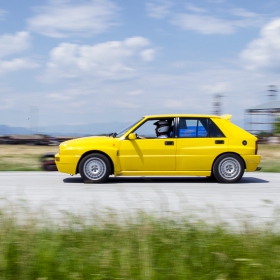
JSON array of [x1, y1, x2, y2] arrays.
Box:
[[247, 100, 280, 111], [144, 114, 224, 118]]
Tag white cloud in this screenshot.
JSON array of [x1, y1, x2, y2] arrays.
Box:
[[230, 8, 259, 18], [44, 37, 156, 80], [200, 82, 231, 95], [0, 32, 39, 74], [171, 13, 235, 34], [146, 0, 173, 19], [147, 3, 262, 35], [241, 18, 280, 70], [163, 99, 185, 108], [185, 4, 206, 13], [0, 58, 39, 72], [0, 32, 30, 58], [123, 37, 150, 48], [47, 93, 72, 101], [127, 90, 143, 96], [28, 0, 119, 38], [114, 100, 140, 109], [140, 49, 156, 61]]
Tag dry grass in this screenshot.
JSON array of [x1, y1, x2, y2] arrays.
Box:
[[258, 144, 280, 172], [258, 144, 280, 159], [0, 144, 58, 156], [0, 145, 58, 171]]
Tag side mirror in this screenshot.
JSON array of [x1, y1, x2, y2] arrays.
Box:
[[128, 133, 136, 140]]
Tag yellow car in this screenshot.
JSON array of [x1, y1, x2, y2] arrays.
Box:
[[55, 114, 261, 183]]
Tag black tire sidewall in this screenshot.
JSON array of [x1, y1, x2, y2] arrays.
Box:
[[213, 153, 244, 183], [79, 153, 111, 183]]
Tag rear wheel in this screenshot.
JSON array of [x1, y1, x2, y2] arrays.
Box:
[[213, 154, 244, 183], [79, 153, 111, 183]]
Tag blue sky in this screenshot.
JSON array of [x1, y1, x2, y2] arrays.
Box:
[[1, 0, 280, 130]]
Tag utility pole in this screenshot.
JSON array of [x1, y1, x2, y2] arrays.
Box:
[[213, 94, 223, 115], [267, 85, 278, 133], [267, 85, 278, 100]]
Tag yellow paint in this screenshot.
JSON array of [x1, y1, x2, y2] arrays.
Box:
[[176, 138, 228, 171], [119, 138, 176, 171]]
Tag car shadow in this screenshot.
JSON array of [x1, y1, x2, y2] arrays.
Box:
[[63, 176, 269, 184]]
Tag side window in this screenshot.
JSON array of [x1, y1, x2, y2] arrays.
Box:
[[134, 120, 156, 138], [197, 120, 208, 137], [178, 119, 197, 137], [208, 119, 225, 137], [178, 118, 224, 138], [178, 118, 208, 138], [133, 119, 174, 138]]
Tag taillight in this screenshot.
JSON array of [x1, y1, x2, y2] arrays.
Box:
[[255, 141, 258, 155]]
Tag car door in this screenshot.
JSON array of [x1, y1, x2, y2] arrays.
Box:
[[119, 118, 176, 171], [176, 118, 228, 171]]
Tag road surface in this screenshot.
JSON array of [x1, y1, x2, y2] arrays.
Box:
[[0, 172, 279, 226]]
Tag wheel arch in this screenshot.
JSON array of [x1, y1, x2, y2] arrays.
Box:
[[76, 150, 114, 175], [211, 152, 246, 173]]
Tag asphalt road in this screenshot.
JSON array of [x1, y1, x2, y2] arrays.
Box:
[[0, 171, 279, 226]]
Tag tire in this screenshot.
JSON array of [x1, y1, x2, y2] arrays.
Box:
[[213, 154, 244, 183], [79, 153, 111, 183], [206, 173, 217, 182]]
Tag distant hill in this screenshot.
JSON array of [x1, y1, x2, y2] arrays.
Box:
[[0, 125, 30, 135], [0, 122, 130, 136]]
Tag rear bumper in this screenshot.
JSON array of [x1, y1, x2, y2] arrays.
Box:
[[55, 153, 80, 174], [242, 155, 261, 172]]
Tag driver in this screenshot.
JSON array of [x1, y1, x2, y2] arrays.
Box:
[[154, 120, 170, 138]]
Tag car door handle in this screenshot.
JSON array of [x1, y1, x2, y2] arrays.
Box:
[[215, 140, 224, 144], [165, 141, 174, 145]]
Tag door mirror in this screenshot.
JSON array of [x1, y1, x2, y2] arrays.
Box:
[[128, 133, 136, 140]]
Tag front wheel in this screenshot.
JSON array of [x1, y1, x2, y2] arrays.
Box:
[[213, 154, 244, 183], [79, 153, 111, 183]]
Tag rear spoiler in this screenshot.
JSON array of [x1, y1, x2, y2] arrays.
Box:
[[220, 114, 232, 122]]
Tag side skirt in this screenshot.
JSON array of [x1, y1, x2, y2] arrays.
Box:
[[114, 171, 211, 177]]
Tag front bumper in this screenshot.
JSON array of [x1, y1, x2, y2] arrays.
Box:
[[55, 153, 80, 174]]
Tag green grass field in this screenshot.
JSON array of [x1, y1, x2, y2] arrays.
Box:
[[0, 144, 279, 172], [0, 209, 280, 280]]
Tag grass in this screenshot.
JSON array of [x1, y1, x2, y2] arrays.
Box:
[[0, 144, 279, 172], [258, 144, 280, 172], [0, 207, 280, 280]]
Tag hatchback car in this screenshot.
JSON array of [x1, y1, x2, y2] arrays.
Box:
[[55, 114, 261, 183]]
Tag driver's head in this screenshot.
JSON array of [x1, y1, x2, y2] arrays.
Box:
[[153, 120, 170, 136]]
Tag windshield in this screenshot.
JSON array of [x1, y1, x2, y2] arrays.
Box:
[[115, 118, 143, 138]]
